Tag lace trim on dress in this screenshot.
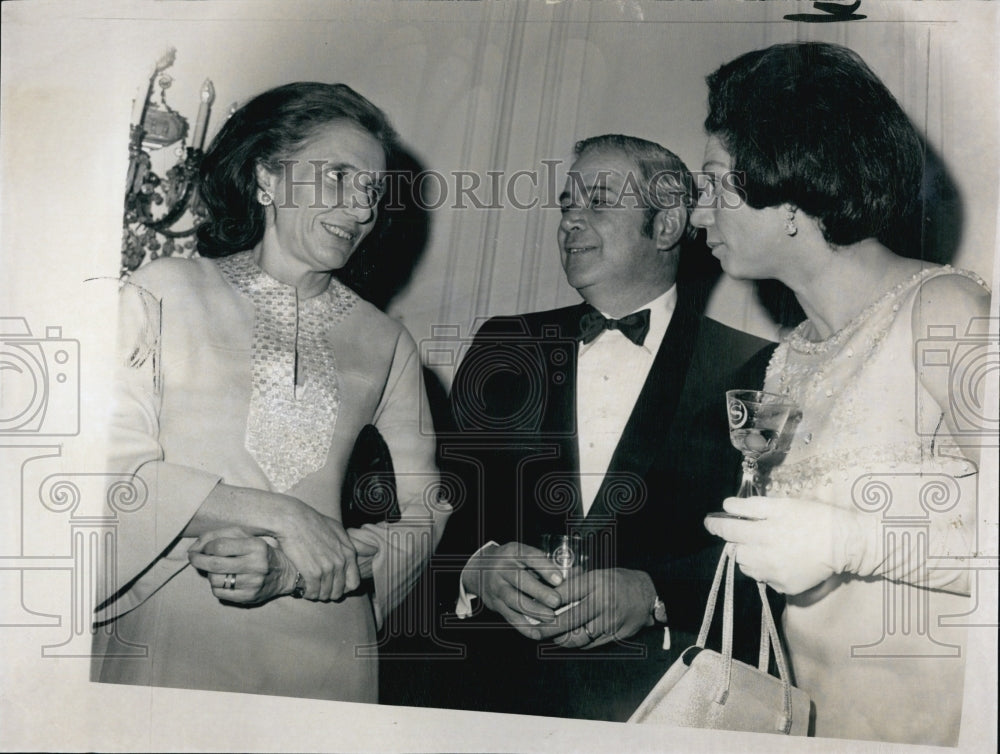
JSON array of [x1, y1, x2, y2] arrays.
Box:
[[784, 265, 988, 356], [765, 266, 987, 499], [215, 250, 358, 492], [770, 266, 990, 410]]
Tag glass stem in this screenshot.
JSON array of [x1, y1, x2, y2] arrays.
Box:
[[737, 455, 759, 498]]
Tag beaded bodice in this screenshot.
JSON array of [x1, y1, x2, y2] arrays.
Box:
[[216, 250, 358, 492], [763, 266, 985, 499]]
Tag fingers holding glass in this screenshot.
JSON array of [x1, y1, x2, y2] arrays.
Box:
[[474, 543, 563, 631]]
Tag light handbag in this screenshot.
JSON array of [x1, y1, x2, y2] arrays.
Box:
[[628, 543, 810, 735]]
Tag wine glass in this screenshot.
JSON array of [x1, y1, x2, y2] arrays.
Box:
[[725, 389, 797, 500], [541, 534, 589, 581]]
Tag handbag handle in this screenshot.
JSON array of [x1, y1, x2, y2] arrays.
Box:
[[695, 543, 796, 734]]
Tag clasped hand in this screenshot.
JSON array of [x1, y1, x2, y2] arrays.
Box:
[[189, 501, 372, 603], [188, 527, 299, 604], [269, 500, 364, 601], [470, 542, 654, 647], [704, 496, 864, 595]]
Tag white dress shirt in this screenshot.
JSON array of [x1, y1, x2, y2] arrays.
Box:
[[576, 285, 677, 515]]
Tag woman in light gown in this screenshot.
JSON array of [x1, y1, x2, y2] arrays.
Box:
[[92, 82, 450, 702], [694, 43, 990, 745]]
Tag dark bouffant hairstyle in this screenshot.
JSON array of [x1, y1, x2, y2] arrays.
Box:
[[573, 133, 697, 241], [196, 82, 398, 257], [705, 42, 923, 246]]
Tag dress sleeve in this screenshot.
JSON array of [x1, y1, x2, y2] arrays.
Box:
[[348, 327, 450, 628], [96, 279, 222, 623]]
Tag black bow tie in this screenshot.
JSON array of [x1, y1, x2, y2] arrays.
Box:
[[578, 306, 651, 346]]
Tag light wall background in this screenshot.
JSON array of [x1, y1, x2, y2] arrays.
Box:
[[7, 1, 997, 384], [1, 2, 997, 752]]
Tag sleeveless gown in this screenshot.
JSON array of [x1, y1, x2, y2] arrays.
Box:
[[761, 266, 988, 745]]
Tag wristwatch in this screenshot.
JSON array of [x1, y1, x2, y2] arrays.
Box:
[[651, 595, 671, 650], [650, 595, 668, 625]]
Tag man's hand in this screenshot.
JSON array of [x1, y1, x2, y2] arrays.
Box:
[[271, 499, 361, 601], [463, 542, 566, 638], [534, 567, 657, 648]]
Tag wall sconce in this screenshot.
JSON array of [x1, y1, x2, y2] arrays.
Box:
[[122, 49, 215, 275]]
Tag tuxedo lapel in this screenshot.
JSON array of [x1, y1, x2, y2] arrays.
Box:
[[538, 306, 585, 439], [535, 305, 586, 519], [586, 298, 701, 520]]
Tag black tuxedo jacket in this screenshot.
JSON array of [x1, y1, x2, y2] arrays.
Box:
[[386, 294, 776, 721]]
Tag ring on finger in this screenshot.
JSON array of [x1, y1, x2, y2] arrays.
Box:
[[291, 572, 305, 599], [583, 624, 598, 642], [223, 573, 236, 590]]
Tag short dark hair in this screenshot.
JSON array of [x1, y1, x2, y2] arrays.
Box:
[[573, 134, 697, 240], [704, 42, 923, 246], [196, 82, 398, 257]]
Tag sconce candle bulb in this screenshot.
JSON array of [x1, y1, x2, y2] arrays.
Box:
[[193, 79, 215, 151], [132, 48, 177, 129], [130, 88, 148, 128]]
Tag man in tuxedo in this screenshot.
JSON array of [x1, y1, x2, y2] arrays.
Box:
[[388, 134, 774, 721]]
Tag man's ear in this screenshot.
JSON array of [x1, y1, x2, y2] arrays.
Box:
[[654, 206, 686, 251]]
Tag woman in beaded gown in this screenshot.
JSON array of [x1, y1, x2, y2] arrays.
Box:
[[694, 43, 990, 745], [91, 83, 450, 702]]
